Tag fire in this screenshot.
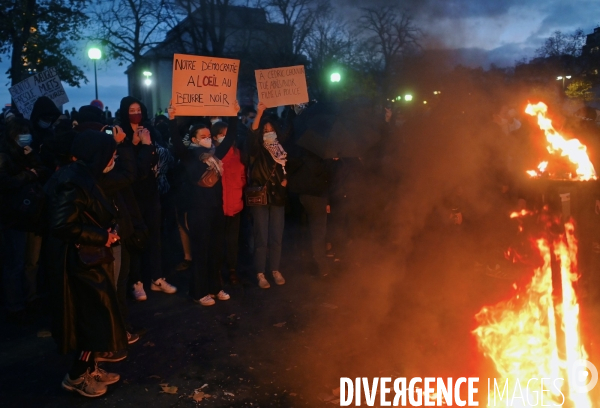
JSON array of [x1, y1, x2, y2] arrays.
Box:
[[474, 222, 592, 407], [525, 102, 596, 181]]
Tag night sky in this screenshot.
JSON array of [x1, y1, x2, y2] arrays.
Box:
[[1, 0, 599, 113]]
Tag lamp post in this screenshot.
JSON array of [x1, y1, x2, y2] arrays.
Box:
[[143, 71, 152, 112], [330, 72, 341, 83], [88, 47, 101, 100], [404, 94, 413, 102], [557, 75, 572, 90]]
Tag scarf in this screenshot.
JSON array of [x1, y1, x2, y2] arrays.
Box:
[[263, 138, 287, 174]]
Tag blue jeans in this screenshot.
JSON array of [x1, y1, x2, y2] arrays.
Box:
[[252, 205, 285, 273]]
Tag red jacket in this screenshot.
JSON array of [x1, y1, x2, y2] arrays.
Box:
[[222, 146, 246, 216]]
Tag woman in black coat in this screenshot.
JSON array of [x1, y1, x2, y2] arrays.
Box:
[[46, 130, 126, 398], [168, 101, 239, 306]]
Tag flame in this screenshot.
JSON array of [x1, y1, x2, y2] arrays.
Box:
[[525, 102, 596, 180], [474, 222, 592, 407]]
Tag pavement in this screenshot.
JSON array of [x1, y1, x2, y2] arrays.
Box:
[[2, 223, 600, 407]]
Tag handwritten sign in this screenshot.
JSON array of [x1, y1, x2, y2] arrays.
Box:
[[172, 54, 239, 116], [8, 67, 69, 119], [255, 65, 308, 108]]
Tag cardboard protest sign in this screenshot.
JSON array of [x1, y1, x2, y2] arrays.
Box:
[[8, 67, 69, 119], [172, 54, 240, 116], [255, 65, 308, 108]]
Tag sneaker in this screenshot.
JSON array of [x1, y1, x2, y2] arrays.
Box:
[[90, 364, 120, 385], [175, 259, 192, 271], [94, 350, 128, 363], [132, 282, 147, 301], [211, 290, 230, 301], [194, 295, 215, 306], [126, 331, 140, 345], [272, 271, 285, 285], [61, 368, 107, 397], [257, 273, 270, 289], [151, 278, 177, 294]]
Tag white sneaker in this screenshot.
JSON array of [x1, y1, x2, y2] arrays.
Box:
[[272, 271, 285, 285], [132, 281, 147, 301], [212, 290, 230, 301], [195, 295, 215, 306], [257, 273, 270, 289], [151, 278, 177, 294]]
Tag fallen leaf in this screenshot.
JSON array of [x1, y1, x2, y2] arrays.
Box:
[[37, 330, 52, 338], [160, 384, 178, 394], [143, 341, 155, 347], [224, 391, 235, 397], [230, 354, 238, 357], [228, 314, 236, 319], [273, 322, 286, 328], [249, 367, 254, 370], [191, 391, 205, 402], [200, 383, 209, 389]]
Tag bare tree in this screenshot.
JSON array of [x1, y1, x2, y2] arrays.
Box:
[[90, 0, 171, 65], [535, 29, 586, 58], [356, 6, 420, 76], [165, 0, 235, 57], [304, 5, 353, 72]]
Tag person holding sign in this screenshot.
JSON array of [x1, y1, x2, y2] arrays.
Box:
[[248, 102, 293, 289], [168, 99, 240, 306]]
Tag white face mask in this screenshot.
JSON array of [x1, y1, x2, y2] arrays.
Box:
[[103, 160, 115, 173], [199, 138, 212, 148], [217, 135, 225, 144], [263, 131, 277, 142], [17, 134, 33, 147]]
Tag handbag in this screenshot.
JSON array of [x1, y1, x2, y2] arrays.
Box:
[[76, 211, 115, 267], [197, 166, 220, 187], [245, 165, 276, 206]]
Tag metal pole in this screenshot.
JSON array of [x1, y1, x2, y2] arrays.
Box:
[[94, 59, 98, 100]]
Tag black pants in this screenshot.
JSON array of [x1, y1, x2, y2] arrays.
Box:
[[188, 206, 225, 300], [138, 198, 163, 281], [223, 213, 241, 271]]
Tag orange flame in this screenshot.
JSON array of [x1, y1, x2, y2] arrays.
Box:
[[525, 102, 596, 180], [474, 222, 592, 407]]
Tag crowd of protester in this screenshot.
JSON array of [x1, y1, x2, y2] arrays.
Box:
[[0, 94, 394, 398], [3, 91, 598, 398]]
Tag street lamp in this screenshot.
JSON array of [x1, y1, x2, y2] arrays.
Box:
[[143, 70, 152, 86], [330, 72, 341, 83], [557, 75, 572, 90], [404, 94, 413, 102], [88, 47, 101, 100]]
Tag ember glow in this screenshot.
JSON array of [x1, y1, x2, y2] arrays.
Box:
[[473, 222, 592, 407], [524, 102, 597, 181]]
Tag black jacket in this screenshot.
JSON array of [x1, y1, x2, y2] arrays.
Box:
[[45, 131, 126, 354], [247, 128, 287, 207], [170, 118, 237, 208], [0, 136, 48, 228]]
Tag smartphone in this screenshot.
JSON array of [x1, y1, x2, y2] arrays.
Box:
[[103, 125, 114, 135]]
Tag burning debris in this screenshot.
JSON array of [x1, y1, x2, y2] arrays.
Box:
[[525, 102, 597, 181]]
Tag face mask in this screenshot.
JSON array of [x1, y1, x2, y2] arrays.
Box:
[[263, 131, 277, 142], [211, 118, 221, 125], [199, 138, 212, 148], [38, 120, 52, 129], [217, 135, 225, 143], [17, 134, 33, 147], [103, 160, 115, 173], [129, 113, 143, 125]]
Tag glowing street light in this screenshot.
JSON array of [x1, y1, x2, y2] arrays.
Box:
[[330, 72, 341, 83], [88, 47, 101, 100], [143, 71, 152, 86], [557, 75, 572, 90], [404, 94, 413, 102]]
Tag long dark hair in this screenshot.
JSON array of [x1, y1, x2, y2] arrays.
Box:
[[257, 114, 282, 136]]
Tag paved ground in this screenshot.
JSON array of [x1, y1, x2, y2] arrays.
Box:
[[2, 223, 600, 407]]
